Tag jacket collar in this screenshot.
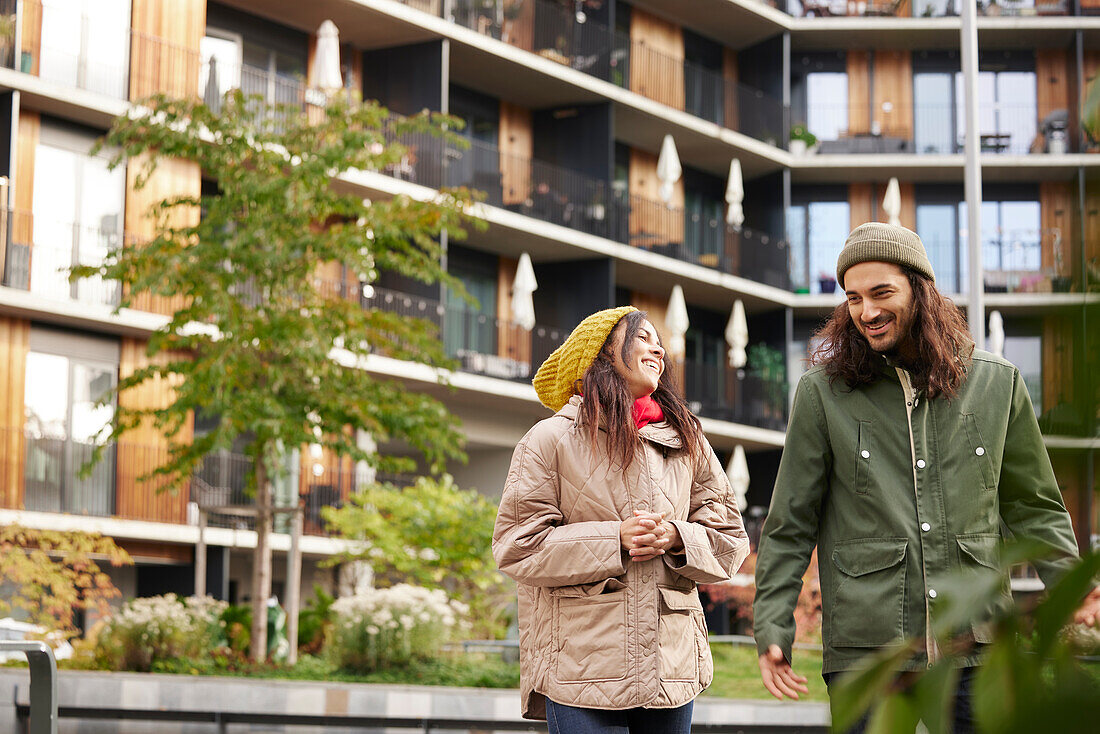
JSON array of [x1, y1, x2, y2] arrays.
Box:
[[557, 395, 683, 449]]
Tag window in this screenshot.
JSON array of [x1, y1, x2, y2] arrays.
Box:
[[683, 30, 723, 125], [788, 190, 850, 294], [23, 328, 118, 516], [444, 247, 498, 359], [203, 4, 308, 108], [38, 0, 130, 98], [913, 51, 1036, 156], [27, 121, 124, 306], [792, 54, 848, 144], [915, 184, 1041, 293]]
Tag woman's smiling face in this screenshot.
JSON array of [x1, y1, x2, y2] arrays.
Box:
[[610, 317, 665, 399]]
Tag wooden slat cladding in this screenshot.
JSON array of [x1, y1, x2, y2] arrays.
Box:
[[499, 101, 533, 207], [118, 539, 192, 564], [14, 112, 38, 249], [850, 181, 915, 231], [1042, 315, 1074, 412], [628, 147, 683, 254], [123, 154, 200, 316], [0, 316, 30, 508], [115, 337, 193, 524], [129, 0, 205, 100], [20, 0, 42, 76], [1039, 181, 1074, 282], [496, 255, 532, 366], [1085, 178, 1100, 278], [503, 0, 534, 52], [723, 49, 739, 133], [873, 51, 913, 140], [629, 9, 684, 110], [849, 183, 873, 230], [846, 52, 871, 136]]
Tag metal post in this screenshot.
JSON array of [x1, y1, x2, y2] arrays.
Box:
[[195, 508, 207, 597], [961, 0, 984, 347], [1, 641, 57, 734], [285, 507, 303, 665]]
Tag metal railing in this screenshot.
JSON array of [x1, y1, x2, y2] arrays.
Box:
[[446, 0, 786, 144], [385, 132, 791, 287], [920, 227, 1074, 294], [683, 361, 789, 431], [784, 0, 1072, 16]]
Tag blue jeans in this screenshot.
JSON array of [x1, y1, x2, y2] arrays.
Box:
[[545, 698, 694, 734], [823, 666, 976, 734]]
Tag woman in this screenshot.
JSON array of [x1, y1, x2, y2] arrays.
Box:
[[493, 306, 750, 733]]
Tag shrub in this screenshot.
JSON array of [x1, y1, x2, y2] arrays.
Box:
[[95, 594, 228, 672], [327, 584, 469, 673]]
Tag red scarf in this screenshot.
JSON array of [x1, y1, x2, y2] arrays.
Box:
[[632, 395, 664, 429]]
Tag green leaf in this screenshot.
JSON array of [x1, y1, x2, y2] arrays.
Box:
[[828, 642, 917, 732]]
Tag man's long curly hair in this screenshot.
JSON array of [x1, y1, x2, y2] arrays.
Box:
[[810, 269, 974, 399]]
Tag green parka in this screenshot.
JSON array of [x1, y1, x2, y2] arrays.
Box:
[[753, 350, 1080, 674]]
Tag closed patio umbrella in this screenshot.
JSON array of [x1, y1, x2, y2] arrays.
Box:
[[203, 56, 220, 109], [725, 159, 744, 227], [511, 252, 538, 330], [665, 284, 690, 359], [656, 134, 682, 205], [725, 444, 749, 512], [725, 299, 748, 369], [883, 177, 901, 227], [988, 310, 1004, 358], [309, 20, 344, 92]]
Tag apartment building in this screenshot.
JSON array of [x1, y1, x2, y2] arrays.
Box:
[[0, 0, 1095, 627]]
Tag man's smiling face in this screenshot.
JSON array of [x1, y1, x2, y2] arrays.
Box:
[[844, 262, 917, 355]]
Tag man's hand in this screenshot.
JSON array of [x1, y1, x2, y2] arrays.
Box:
[[758, 644, 809, 701], [1074, 587, 1100, 627], [620, 511, 671, 561]]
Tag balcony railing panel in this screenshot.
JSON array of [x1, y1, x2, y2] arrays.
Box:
[[683, 360, 788, 431]]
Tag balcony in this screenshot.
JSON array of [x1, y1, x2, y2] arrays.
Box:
[[683, 360, 788, 430], [920, 227, 1077, 294], [385, 132, 791, 288], [798, 100, 1079, 156], [785, 0, 1073, 16], [445, 0, 786, 145]]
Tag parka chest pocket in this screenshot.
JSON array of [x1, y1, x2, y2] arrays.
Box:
[[830, 538, 907, 647], [854, 420, 874, 495], [551, 579, 628, 684], [962, 414, 996, 491]]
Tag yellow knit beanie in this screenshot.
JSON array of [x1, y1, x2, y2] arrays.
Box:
[[533, 306, 637, 412]]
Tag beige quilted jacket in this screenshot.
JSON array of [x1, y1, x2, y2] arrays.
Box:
[[492, 397, 750, 719]]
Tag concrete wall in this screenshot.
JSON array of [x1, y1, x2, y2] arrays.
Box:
[[0, 668, 830, 734]]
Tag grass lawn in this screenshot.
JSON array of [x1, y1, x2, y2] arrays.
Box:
[[706, 643, 829, 703]]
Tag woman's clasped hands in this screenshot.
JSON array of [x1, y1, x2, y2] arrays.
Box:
[[620, 510, 683, 561]]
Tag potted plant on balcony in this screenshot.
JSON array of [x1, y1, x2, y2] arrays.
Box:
[[789, 124, 818, 156], [817, 270, 838, 294]]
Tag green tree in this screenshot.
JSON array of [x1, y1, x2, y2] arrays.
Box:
[[0, 525, 132, 636], [77, 90, 478, 661], [323, 475, 512, 639]]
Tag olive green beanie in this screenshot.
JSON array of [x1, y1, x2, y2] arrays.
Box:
[[533, 306, 637, 412], [836, 222, 935, 288]]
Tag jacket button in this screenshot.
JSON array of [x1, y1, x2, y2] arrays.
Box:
[[975, 447, 985, 456], [916, 459, 926, 469], [921, 522, 931, 532], [860, 450, 870, 459], [928, 589, 937, 599]]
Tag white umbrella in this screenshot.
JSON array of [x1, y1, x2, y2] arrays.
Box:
[[665, 285, 690, 359], [656, 134, 682, 205], [511, 252, 538, 330], [883, 177, 901, 227], [309, 20, 344, 92], [726, 444, 749, 512], [988, 310, 1005, 358], [725, 159, 744, 227], [725, 299, 748, 369]]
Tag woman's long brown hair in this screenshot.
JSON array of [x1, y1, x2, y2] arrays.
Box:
[[577, 311, 705, 471], [810, 270, 974, 399]]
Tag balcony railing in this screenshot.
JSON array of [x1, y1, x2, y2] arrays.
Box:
[[920, 227, 1075, 294], [785, 0, 1072, 16], [800, 101, 1064, 156], [683, 360, 788, 431], [385, 132, 792, 288], [446, 0, 786, 145]]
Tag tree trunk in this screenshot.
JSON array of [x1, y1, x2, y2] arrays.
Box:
[[250, 450, 273, 662]]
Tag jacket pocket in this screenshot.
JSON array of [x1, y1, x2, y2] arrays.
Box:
[[955, 534, 1012, 643], [854, 420, 873, 495], [962, 414, 996, 491], [657, 586, 701, 683], [830, 538, 907, 647], [550, 577, 627, 598], [553, 587, 628, 683]]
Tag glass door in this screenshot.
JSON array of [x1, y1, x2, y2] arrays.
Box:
[[39, 0, 130, 98]]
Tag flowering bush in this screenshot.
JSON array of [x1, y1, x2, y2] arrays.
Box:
[[327, 584, 469, 672], [95, 594, 228, 671]]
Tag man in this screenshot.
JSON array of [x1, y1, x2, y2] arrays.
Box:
[[752, 222, 1100, 730]]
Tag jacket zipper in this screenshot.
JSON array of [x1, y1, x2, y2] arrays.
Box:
[[896, 367, 940, 666]]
